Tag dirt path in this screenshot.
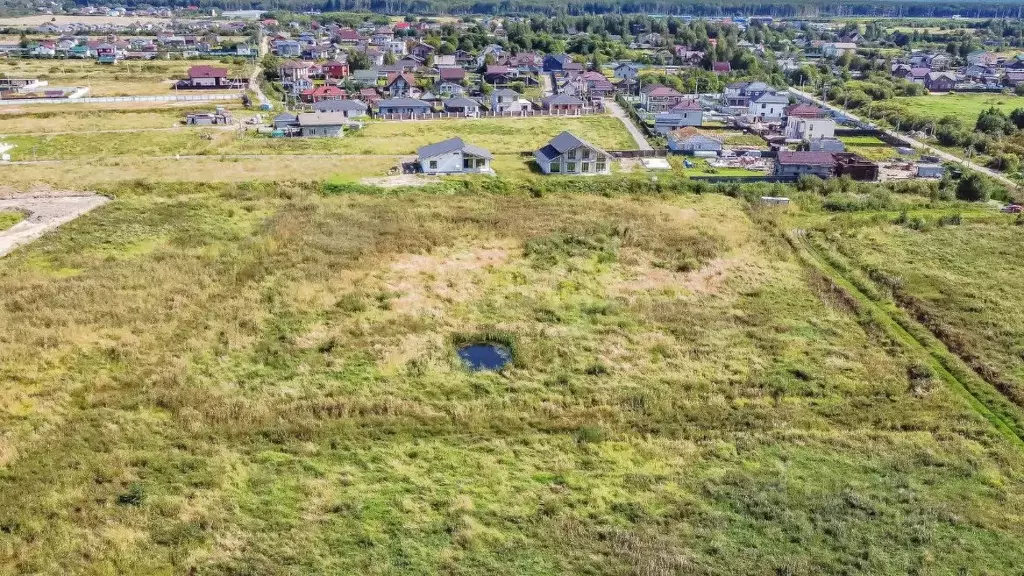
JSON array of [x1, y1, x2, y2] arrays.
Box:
[[0, 192, 109, 257], [604, 100, 652, 151]]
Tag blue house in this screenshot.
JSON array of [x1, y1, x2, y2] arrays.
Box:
[[543, 54, 573, 72]]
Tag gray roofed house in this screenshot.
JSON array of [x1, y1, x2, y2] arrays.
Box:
[[312, 98, 368, 118], [418, 137, 494, 174], [443, 96, 482, 116], [272, 112, 297, 130], [534, 131, 611, 175], [295, 112, 347, 137], [376, 97, 433, 116], [540, 94, 586, 111], [748, 92, 790, 121]]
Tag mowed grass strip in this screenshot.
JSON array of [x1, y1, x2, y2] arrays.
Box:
[[0, 210, 23, 231], [0, 186, 1023, 574]]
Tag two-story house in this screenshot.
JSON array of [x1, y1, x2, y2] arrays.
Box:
[[534, 131, 611, 175]]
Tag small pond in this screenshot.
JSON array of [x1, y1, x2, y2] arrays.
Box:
[[457, 343, 512, 371]]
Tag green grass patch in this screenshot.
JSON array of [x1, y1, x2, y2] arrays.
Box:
[[895, 93, 1024, 125], [0, 210, 24, 231]]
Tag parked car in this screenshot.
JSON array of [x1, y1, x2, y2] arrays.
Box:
[[1001, 204, 1023, 214]]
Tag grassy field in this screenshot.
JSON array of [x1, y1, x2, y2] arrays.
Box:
[[2, 116, 635, 161], [1, 184, 1024, 573], [0, 210, 23, 231], [0, 58, 251, 97], [895, 93, 1024, 124], [0, 104, 249, 134], [820, 215, 1024, 408], [838, 135, 905, 162]]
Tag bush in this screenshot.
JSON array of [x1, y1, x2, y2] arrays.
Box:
[[956, 173, 991, 202]]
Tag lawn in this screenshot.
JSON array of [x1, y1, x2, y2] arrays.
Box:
[[895, 93, 1024, 125], [3, 116, 636, 161], [819, 216, 1024, 408], [0, 210, 23, 231], [0, 58, 252, 97], [838, 135, 905, 162], [2, 184, 1024, 574]]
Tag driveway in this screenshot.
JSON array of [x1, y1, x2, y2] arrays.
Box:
[[787, 87, 1019, 190], [605, 100, 653, 151], [0, 193, 109, 257]]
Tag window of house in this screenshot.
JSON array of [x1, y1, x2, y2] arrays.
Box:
[[476, 159, 485, 167], [429, 160, 437, 169], [596, 159, 606, 172], [463, 158, 473, 169], [567, 162, 577, 172], [582, 162, 590, 173], [567, 149, 576, 160], [550, 161, 560, 173], [762, 103, 766, 109], [582, 149, 591, 159]]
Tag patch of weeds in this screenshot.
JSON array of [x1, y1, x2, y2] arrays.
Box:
[[524, 225, 625, 268], [116, 482, 146, 506], [575, 426, 606, 445], [336, 292, 367, 313]]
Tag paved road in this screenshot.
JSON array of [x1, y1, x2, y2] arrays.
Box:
[[540, 73, 553, 97], [788, 87, 1019, 190], [605, 100, 653, 151], [0, 194, 109, 257]]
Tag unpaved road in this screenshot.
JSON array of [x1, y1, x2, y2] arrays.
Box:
[[0, 193, 109, 257], [605, 100, 652, 151]]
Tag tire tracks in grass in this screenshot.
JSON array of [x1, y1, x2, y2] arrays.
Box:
[[790, 229, 1024, 447]]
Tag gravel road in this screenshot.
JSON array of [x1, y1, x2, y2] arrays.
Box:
[[0, 193, 109, 257]]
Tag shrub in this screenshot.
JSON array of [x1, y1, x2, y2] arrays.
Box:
[[956, 173, 991, 202]]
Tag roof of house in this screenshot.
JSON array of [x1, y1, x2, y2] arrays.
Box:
[[645, 84, 684, 97], [386, 72, 417, 86], [273, 112, 297, 123], [926, 71, 956, 81], [313, 99, 367, 112], [485, 64, 513, 74], [377, 97, 431, 108], [669, 99, 702, 111], [492, 88, 520, 97], [910, 67, 930, 78], [296, 112, 348, 126], [188, 65, 227, 78], [303, 85, 346, 97], [777, 151, 836, 166], [786, 103, 824, 118], [443, 96, 480, 108], [535, 131, 608, 161], [279, 60, 312, 70], [438, 67, 466, 80], [752, 92, 789, 104], [418, 136, 492, 159], [712, 61, 731, 72]]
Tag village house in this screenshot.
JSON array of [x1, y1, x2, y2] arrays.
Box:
[[417, 137, 493, 174], [278, 60, 313, 90], [924, 72, 956, 92], [821, 42, 857, 58], [295, 112, 347, 137], [376, 97, 432, 116], [748, 92, 789, 121], [712, 61, 732, 74], [640, 84, 685, 112], [185, 107, 232, 125], [534, 131, 611, 175], [300, 85, 347, 103], [185, 65, 229, 88], [654, 99, 704, 134], [385, 72, 420, 98], [774, 151, 835, 178], [613, 62, 640, 80], [723, 81, 770, 107], [322, 60, 350, 80], [442, 96, 482, 116], [540, 94, 586, 113], [667, 127, 723, 153], [490, 88, 531, 113], [313, 99, 368, 118], [784, 115, 836, 141]]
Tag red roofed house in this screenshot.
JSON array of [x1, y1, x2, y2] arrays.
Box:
[[786, 103, 824, 118], [301, 84, 347, 103], [385, 72, 420, 98], [187, 65, 229, 87], [640, 84, 686, 112], [323, 60, 350, 80], [774, 151, 836, 179], [712, 61, 731, 74]]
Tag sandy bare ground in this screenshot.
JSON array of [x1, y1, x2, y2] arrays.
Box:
[[0, 191, 109, 257]]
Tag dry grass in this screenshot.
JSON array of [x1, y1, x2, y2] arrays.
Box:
[[0, 184, 1023, 574]]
